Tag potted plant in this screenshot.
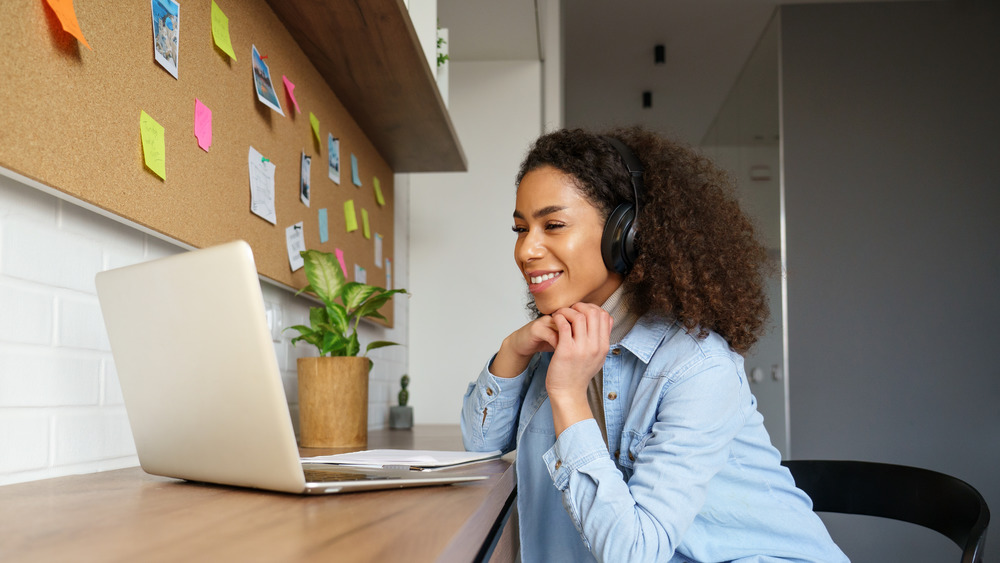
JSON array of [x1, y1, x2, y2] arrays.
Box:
[[286, 249, 407, 448], [389, 374, 413, 429]]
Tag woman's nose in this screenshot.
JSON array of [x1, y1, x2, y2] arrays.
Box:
[[516, 230, 545, 262]]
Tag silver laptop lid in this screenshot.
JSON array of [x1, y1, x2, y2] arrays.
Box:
[[96, 240, 308, 493]]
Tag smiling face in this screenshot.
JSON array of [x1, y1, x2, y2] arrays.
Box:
[[513, 166, 623, 315]]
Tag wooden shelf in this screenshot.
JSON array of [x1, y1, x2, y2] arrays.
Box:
[[266, 0, 467, 173]]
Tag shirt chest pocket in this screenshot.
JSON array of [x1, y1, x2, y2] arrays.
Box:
[[616, 429, 651, 473]]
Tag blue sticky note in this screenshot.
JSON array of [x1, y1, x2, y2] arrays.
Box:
[[351, 153, 361, 187], [318, 208, 329, 243]]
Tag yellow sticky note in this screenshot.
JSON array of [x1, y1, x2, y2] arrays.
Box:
[[361, 208, 371, 239], [139, 110, 166, 180], [309, 112, 321, 146], [373, 177, 385, 206], [344, 200, 358, 232], [45, 0, 92, 50], [211, 1, 237, 60]]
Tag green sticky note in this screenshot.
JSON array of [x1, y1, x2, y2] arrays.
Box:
[[211, 1, 237, 60], [309, 112, 321, 146], [344, 200, 358, 232], [139, 110, 166, 180], [373, 177, 385, 206], [361, 208, 370, 239]]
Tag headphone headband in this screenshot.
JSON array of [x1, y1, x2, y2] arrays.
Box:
[[602, 136, 644, 211]]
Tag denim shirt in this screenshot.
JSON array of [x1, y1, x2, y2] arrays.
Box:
[[461, 314, 848, 563]]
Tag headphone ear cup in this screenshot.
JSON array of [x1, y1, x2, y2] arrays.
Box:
[[602, 203, 636, 275]]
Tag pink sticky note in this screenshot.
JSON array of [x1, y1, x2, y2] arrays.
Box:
[[335, 248, 347, 276], [282, 75, 301, 114], [194, 99, 212, 152]]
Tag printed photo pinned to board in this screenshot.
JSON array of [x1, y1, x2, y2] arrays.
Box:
[[151, 0, 180, 79], [286, 222, 306, 271], [252, 44, 284, 116], [354, 264, 367, 284], [328, 134, 341, 184], [300, 151, 311, 207]]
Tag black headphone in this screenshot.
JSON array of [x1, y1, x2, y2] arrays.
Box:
[[600, 136, 644, 275]]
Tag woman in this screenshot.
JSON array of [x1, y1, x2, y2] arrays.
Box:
[[461, 127, 847, 562]]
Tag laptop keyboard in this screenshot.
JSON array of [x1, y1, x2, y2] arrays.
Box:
[[303, 468, 392, 483]]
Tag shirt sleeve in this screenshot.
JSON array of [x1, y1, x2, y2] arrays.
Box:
[[542, 354, 745, 561], [461, 354, 533, 454]]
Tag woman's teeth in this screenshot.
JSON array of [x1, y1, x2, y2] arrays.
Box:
[[530, 272, 559, 284]]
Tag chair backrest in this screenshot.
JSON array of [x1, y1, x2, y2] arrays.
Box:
[[782, 460, 990, 563]]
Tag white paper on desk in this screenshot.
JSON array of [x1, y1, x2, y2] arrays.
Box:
[[301, 449, 502, 470]]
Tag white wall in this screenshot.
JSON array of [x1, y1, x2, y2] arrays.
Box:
[[408, 61, 545, 424], [781, 2, 999, 560], [0, 169, 410, 486]]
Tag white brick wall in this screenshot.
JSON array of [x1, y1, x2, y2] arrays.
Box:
[[0, 170, 410, 486]]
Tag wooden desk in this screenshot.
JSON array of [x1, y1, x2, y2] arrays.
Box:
[[0, 425, 516, 562]]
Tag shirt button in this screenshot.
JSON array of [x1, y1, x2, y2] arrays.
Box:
[[628, 452, 635, 461], [614, 450, 620, 458], [607, 392, 618, 400], [486, 388, 494, 396], [554, 460, 562, 470], [611, 349, 621, 356]]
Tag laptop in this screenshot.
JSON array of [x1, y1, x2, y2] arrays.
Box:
[[95, 240, 486, 494]]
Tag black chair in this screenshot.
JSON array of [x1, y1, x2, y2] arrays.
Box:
[[782, 460, 990, 563]]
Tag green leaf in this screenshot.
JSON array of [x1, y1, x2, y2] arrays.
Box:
[[309, 306, 329, 329], [353, 289, 406, 320], [321, 331, 348, 356], [300, 250, 345, 306], [345, 332, 360, 357], [325, 304, 349, 335], [342, 283, 380, 311], [364, 340, 398, 355]]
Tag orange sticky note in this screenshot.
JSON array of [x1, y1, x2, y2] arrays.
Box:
[[45, 0, 92, 50], [139, 110, 166, 180]]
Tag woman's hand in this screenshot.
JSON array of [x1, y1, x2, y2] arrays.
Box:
[[546, 303, 612, 435], [489, 316, 560, 379]]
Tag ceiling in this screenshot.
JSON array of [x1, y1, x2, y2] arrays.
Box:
[[437, 0, 914, 145]]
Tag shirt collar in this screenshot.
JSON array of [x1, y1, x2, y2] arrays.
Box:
[[616, 312, 673, 364]]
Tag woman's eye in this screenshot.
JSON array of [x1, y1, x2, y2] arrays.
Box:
[[545, 222, 565, 230], [511, 225, 527, 234]]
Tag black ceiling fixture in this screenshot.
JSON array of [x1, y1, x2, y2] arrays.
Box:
[[654, 44, 665, 64]]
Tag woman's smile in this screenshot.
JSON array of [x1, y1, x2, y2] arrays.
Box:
[[513, 166, 622, 314]]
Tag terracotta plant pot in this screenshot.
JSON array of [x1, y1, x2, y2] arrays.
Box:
[[297, 356, 369, 448]]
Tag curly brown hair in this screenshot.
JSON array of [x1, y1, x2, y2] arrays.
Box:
[[516, 126, 770, 354]]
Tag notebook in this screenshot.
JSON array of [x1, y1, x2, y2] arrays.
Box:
[[95, 240, 487, 494]]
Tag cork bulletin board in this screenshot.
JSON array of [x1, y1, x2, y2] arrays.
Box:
[[0, 0, 397, 324]]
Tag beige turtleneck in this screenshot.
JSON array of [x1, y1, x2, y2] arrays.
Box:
[[588, 285, 639, 445]]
